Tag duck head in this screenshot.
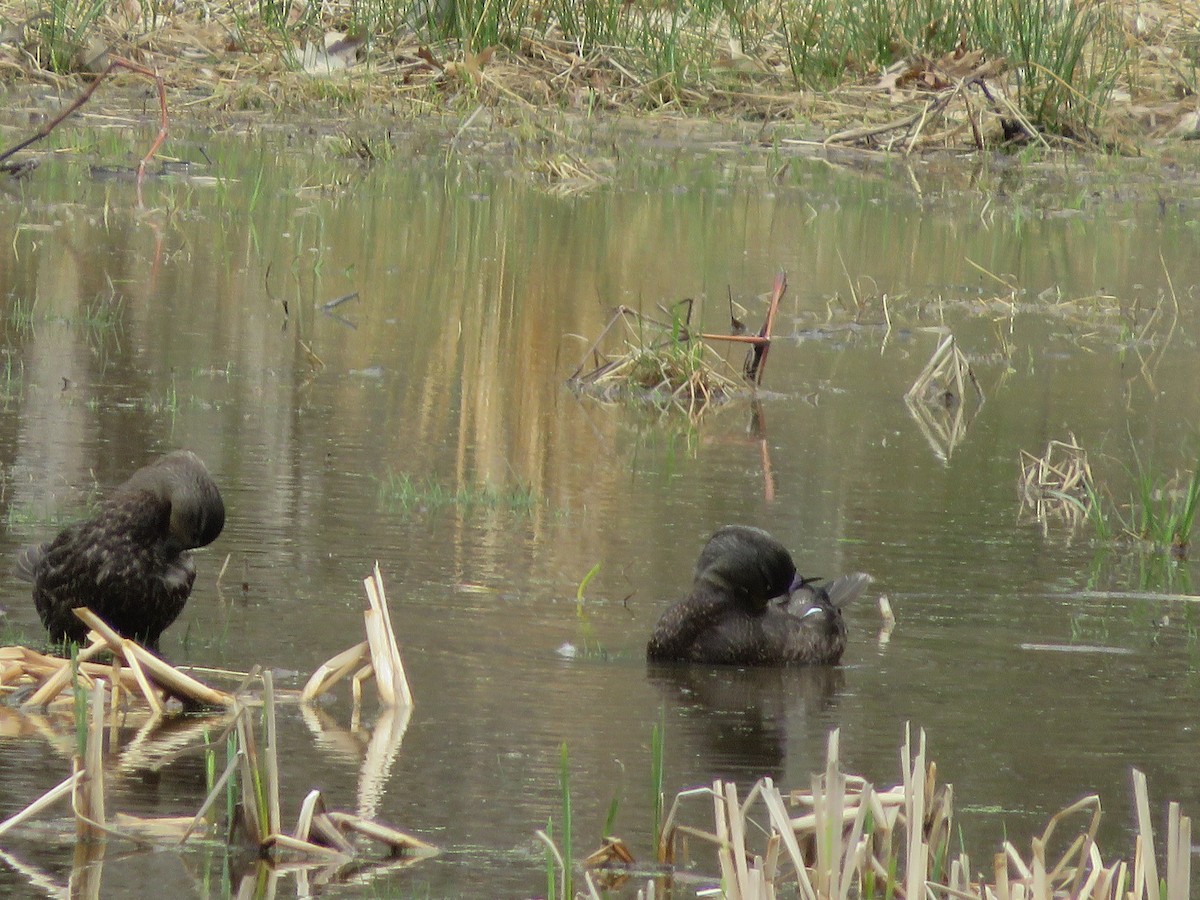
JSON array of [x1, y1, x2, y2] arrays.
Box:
[[692, 525, 796, 611], [120, 450, 225, 552]]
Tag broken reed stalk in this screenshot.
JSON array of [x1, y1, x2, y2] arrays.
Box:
[[0, 773, 81, 838], [300, 641, 370, 700], [264, 671, 282, 838], [325, 811, 438, 854], [642, 727, 1190, 900], [364, 562, 412, 708], [301, 565, 412, 709], [22, 639, 111, 707], [906, 333, 972, 403], [235, 703, 266, 845], [1133, 769, 1160, 900], [1018, 434, 1095, 527], [83, 679, 106, 840], [20, 608, 236, 711], [0, 57, 168, 187], [294, 789, 321, 844], [902, 725, 928, 900]]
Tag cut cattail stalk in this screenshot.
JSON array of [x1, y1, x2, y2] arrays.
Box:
[[325, 811, 438, 855], [263, 831, 349, 861], [84, 680, 106, 838], [300, 641, 370, 701], [22, 639, 108, 707], [263, 672, 281, 837], [309, 811, 355, 855], [294, 789, 322, 842], [364, 562, 412, 708], [302, 565, 412, 709]]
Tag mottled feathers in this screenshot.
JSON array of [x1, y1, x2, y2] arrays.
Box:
[[17, 451, 225, 652]]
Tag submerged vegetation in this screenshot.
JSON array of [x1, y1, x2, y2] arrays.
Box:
[[0, 0, 1193, 152], [376, 469, 539, 513]]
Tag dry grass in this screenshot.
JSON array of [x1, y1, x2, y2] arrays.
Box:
[[626, 726, 1191, 900], [568, 301, 747, 417], [0, 0, 1198, 156], [904, 331, 984, 462], [1019, 433, 1097, 532]]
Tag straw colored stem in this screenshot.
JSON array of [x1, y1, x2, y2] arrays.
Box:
[[0, 773, 81, 837], [22, 639, 107, 707], [300, 641, 370, 701], [325, 811, 438, 854], [122, 647, 164, 716], [235, 710, 264, 845], [294, 789, 321, 842], [85, 679, 106, 837], [1133, 769, 1159, 900], [263, 831, 350, 861], [263, 671, 281, 837], [309, 811, 356, 855], [72, 609, 233, 708]]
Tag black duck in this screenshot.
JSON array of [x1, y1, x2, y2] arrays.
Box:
[[16, 450, 225, 653], [646, 525, 870, 666]]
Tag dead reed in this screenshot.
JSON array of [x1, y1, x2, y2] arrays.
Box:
[[1019, 434, 1097, 532], [569, 274, 787, 416], [302, 561, 413, 709], [0, 608, 235, 711], [628, 726, 1190, 900], [0, 566, 434, 893], [904, 332, 984, 462]]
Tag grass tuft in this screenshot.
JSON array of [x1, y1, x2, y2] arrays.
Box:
[[376, 471, 539, 513]]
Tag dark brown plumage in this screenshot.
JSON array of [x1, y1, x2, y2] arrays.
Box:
[[646, 525, 870, 666], [16, 450, 225, 653]]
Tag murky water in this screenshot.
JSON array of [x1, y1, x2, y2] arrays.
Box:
[[2, 125, 1200, 897]]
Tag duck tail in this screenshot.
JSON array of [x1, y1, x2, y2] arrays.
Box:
[[824, 572, 872, 609]]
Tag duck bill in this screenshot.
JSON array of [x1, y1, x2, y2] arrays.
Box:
[[787, 573, 822, 595]]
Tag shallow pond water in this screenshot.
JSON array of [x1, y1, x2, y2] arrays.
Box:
[[2, 126, 1200, 897]]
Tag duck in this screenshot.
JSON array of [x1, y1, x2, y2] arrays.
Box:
[[646, 525, 870, 666], [16, 450, 225, 653]]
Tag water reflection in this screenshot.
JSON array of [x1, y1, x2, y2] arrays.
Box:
[[1, 134, 1200, 896], [649, 664, 846, 781]]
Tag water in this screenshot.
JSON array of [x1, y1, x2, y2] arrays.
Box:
[[1, 128, 1200, 897]]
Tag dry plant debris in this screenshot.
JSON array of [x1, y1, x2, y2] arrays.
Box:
[[1, 607, 235, 711], [601, 726, 1191, 900], [0, 0, 1195, 155], [1019, 434, 1096, 530], [904, 331, 984, 462], [568, 273, 786, 416], [568, 300, 746, 415], [0, 567, 435, 893], [302, 561, 413, 709]]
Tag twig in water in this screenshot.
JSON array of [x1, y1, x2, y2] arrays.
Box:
[[0, 58, 169, 189]]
